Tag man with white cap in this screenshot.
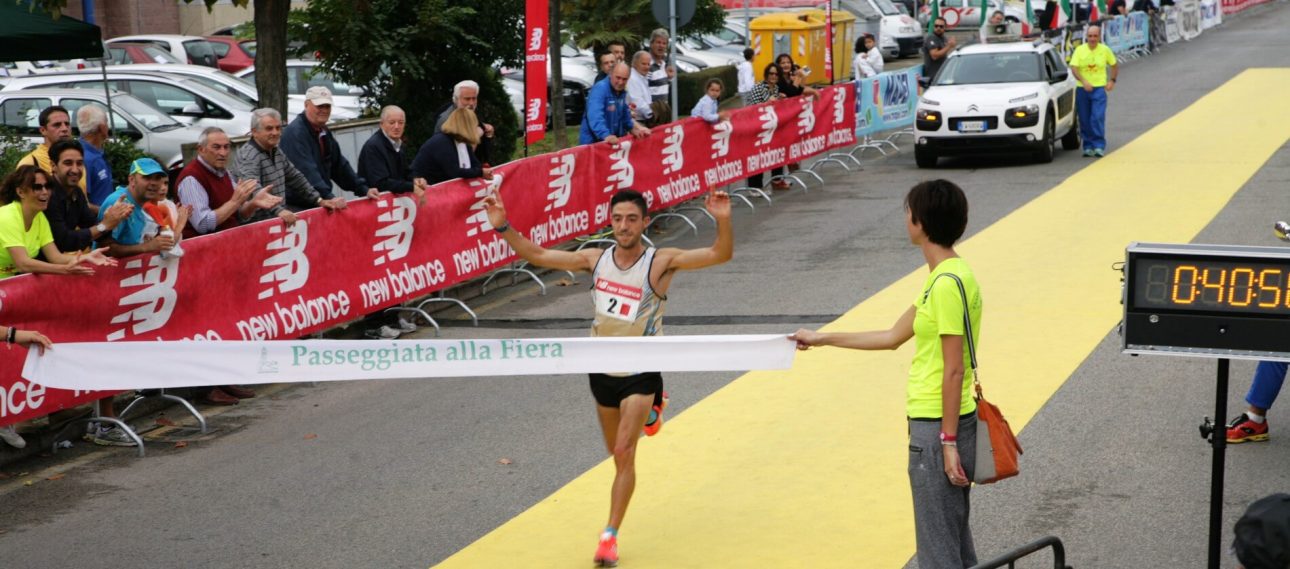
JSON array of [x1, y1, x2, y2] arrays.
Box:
[[281, 85, 375, 203]]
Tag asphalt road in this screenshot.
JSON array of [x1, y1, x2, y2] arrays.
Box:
[[2, 5, 1289, 568]]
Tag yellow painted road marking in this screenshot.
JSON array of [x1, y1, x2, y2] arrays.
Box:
[[432, 69, 1290, 569]]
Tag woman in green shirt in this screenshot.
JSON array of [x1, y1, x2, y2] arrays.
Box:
[[790, 179, 981, 568], [0, 165, 115, 279]]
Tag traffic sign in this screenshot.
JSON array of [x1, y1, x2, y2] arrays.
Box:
[[652, 0, 696, 29]]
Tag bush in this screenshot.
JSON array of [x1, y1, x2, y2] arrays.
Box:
[[102, 136, 156, 188], [0, 127, 34, 175], [677, 65, 739, 117]]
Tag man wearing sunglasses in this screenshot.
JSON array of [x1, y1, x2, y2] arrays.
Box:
[[922, 18, 958, 83]]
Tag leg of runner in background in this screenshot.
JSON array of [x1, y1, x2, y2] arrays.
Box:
[[1227, 361, 1287, 443]]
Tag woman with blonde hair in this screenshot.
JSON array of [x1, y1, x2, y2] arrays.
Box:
[[412, 107, 494, 185]]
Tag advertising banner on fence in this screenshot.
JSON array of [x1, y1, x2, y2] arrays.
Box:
[[1220, 0, 1270, 15], [23, 335, 796, 391], [1125, 12, 1151, 52], [1164, 6, 1182, 43], [0, 83, 856, 427], [854, 65, 922, 138], [1103, 15, 1127, 53], [1179, 0, 1203, 40], [1200, 0, 1223, 28], [524, 0, 549, 145]]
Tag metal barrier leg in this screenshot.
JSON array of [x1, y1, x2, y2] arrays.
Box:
[[414, 291, 479, 327], [648, 212, 699, 237], [671, 206, 718, 226], [814, 155, 853, 171], [721, 188, 761, 209], [119, 388, 207, 434], [384, 306, 440, 336], [795, 167, 825, 186], [480, 262, 546, 296], [769, 174, 808, 192]]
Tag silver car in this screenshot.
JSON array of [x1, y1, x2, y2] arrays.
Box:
[[0, 88, 205, 170], [1, 70, 255, 136], [106, 63, 358, 123]]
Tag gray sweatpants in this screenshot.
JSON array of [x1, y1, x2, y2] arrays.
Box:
[[907, 414, 978, 569]]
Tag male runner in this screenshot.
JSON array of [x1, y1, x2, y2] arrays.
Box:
[[483, 188, 732, 567]]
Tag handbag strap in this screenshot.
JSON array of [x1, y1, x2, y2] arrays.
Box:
[[924, 271, 982, 396]]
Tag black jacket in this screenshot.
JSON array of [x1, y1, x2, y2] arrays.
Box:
[[45, 180, 97, 253], [357, 130, 415, 194], [432, 102, 494, 165], [411, 133, 483, 186]]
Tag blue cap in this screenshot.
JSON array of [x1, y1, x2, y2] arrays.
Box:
[[129, 157, 165, 176]]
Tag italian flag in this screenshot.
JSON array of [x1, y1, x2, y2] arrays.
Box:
[[1050, 0, 1069, 28], [928, 0, 940, 33], [1089, 0, 1106, 20]]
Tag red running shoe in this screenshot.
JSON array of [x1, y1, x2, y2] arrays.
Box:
[[593, 532, 618, 567], [1226, 413, 1269, 444], [643, 391, 669, 437]]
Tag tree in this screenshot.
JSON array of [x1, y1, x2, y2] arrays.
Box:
[[294, 0, 523, 161], [28, 0, 293, 119], [561, 0, 725, 53]]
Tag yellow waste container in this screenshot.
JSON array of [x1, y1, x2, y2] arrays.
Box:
[[800, 9, 857, 84], [748, 13, 824, 87]]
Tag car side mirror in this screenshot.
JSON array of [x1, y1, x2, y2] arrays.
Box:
[[181, 103, 204, 116], [117, 127, 143, 141], [1051, 70, 1068, 83]]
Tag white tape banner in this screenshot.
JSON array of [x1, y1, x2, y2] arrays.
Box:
[[22, 335, 797, 391]]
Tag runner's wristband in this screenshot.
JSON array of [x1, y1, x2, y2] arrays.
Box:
[[494, 222, 510, 234]]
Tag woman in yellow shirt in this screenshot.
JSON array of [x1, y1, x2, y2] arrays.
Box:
[[791, 179, 982, 568], [0, 165, 115, 279]]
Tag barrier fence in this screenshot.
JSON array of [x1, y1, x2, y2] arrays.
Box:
[[0, 83, 857, 428]]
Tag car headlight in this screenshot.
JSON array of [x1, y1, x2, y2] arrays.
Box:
[[1008, 92, 1039, 103], [916, 108, 942, 131], [1004, 104, 1040, 128]]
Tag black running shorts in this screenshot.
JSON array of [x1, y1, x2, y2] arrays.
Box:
[[588, 372, 664, 408]]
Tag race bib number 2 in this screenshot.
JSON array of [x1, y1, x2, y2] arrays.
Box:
[[595, 277, 643, 322]]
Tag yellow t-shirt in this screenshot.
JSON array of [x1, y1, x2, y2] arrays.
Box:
[[907, 258, 981, 419], [0, 202, 54, 279], [1068, 43, 1118, 88], [17, 144, 87, 192]]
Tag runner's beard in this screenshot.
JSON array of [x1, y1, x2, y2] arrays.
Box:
[[614, 232, 643, 249]]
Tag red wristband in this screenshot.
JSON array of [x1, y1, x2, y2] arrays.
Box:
[[939, 432, 957, 442]]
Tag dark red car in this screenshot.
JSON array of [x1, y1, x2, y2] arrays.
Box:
[[203, 36, 256, 74], [106, 42, 184, 66]]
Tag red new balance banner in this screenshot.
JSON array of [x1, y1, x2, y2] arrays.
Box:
[[0, 84, 855, 427], [524, 0, 549, 145]]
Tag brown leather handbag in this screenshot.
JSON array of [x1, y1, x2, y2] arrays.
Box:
[[932, 273, 1023, 484]]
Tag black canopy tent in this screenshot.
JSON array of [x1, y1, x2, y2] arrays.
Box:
[[0, 3, 103, 62]]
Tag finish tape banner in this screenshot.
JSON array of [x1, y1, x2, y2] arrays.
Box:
[[0, 84, 856, 427], [854, 65, 922, 138], [22, 335, 796, 391]]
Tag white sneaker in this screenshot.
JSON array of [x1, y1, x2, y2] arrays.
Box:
[[0, 425, 25, 449], [396, 316, 419, 333], [365, 326, 402, 340]]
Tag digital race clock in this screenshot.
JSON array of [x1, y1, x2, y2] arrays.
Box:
[[1123, 243, 1290, 361]]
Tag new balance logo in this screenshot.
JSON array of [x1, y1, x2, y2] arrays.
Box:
[[832, 88, 847, 125], [546, 154, 575, 211], [529, 28, 544, 52], [756, 106, 778, 146], [258, 221, 310, 300], [710, 121, 732, 159], [527, 98, 543, 123], [465, 174, 504, 237], [603, 140, 634, 193], [797, 96, 816, 135], [373, 196, 417, 266], [108, 255, 180, 341], [661, 125, 684, 175]]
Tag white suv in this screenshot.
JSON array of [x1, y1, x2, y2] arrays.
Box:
[[913, 42, 1080, 168]]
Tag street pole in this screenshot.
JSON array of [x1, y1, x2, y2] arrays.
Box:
[[669, 0, 679, 123], [550, 0, 566, 150]]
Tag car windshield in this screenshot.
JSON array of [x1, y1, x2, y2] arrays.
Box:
[[110, 93, 184, 131], [841, 0, 881, 18], [175, 77, 254, 110], [182, 72, 257, 105], [933, 52, 1043, 86], [873, 0, 902, 16]]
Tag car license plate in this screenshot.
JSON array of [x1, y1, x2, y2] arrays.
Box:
[[958, 120, 987, 133]]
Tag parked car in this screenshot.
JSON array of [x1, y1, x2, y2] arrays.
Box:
[[0, 88, 204, 169], [840, 0, 925, 58], [234, 59, 367, 114], [2, 70, 256, 136], [109, 63, 358, 123], [202, 36, 256, 73], [106, 35, 220, 68], [913, 41, 1080, 167], [500, 69, 586, 128], [106, 42, 185, 66]]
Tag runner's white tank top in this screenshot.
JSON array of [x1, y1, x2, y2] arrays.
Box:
[[591, 245, 667, 339]]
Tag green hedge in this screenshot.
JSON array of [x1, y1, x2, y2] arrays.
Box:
[[678, 65, 739, 117]]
